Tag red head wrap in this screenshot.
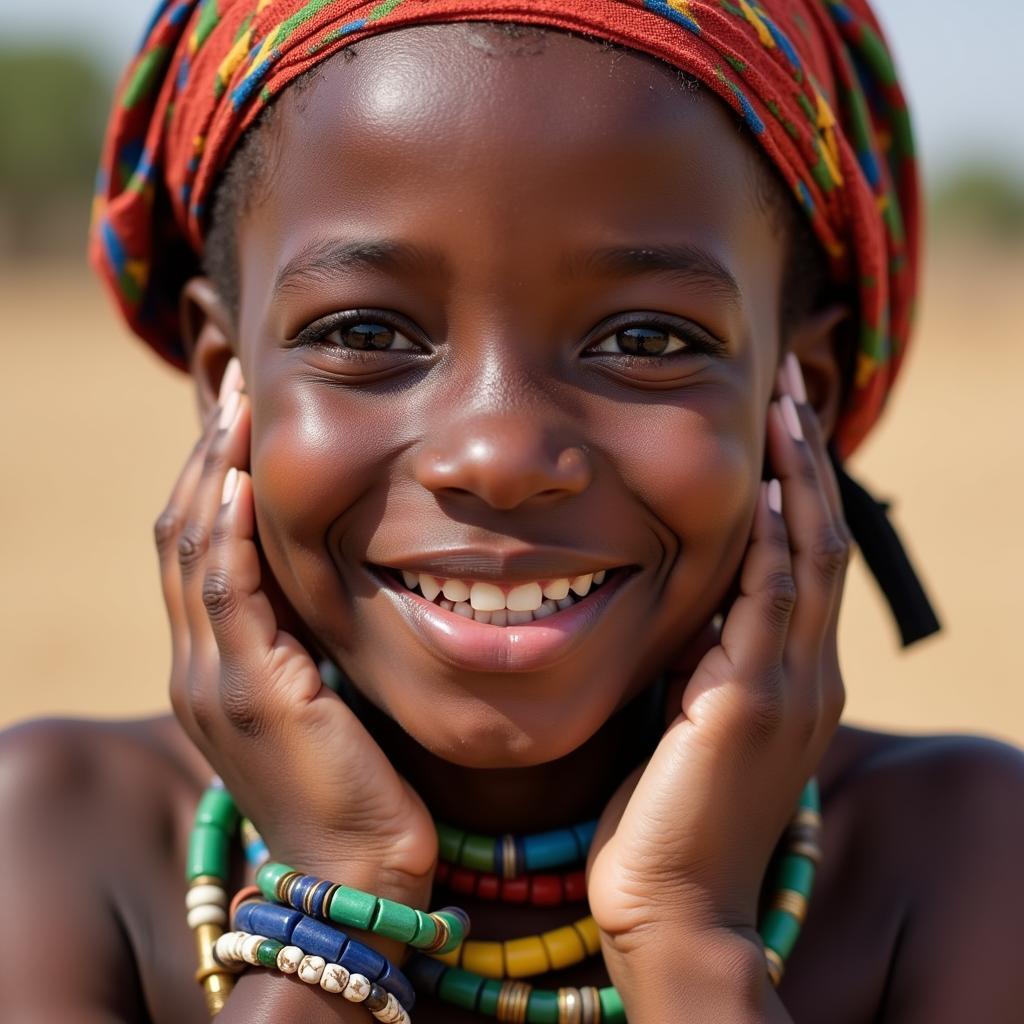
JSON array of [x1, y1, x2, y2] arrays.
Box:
[[90, 0, 919, 458]]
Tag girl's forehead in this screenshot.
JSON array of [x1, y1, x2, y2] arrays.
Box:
[[241, 24, 783, 323]]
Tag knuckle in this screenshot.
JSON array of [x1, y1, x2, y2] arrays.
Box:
[[201, 570, 237, 622], [177, 522, 210, 570], [737, 667, 786, 747], [219, 671, 266, 740], [154, 509, 183, 556], [761, 571, 797, 629], [799, 458, 819, 488], [812, 526, 850, 586], [202, 442, 230, 476]]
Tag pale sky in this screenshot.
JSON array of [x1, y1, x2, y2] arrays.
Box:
[[4, 0, 1022, 184]]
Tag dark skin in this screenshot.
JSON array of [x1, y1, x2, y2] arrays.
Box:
[[2, 23, 1024, 1023]]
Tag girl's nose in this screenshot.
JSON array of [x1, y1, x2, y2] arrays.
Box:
[[414, 416, 593, 511]]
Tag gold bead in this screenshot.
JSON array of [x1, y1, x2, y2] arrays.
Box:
[[764, 946, 785, 987], [789, 840, 823, 864], [423, 912, 451, 954], [498, 981, 531, 1023], [558, 986, 583, 1024], [791, 807, 822, 830], [502, 834, 519, 880], [278, 871, 300, 905], [193, 922, 236, 1015], [771, 887, 808, 923], [190, 875, 222, 888]]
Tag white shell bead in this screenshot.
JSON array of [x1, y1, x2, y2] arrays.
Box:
[[343, 973, 371, 1002], [320, 963, 350, 993], [214, 933, 240, 966], [298, 955, 326, 985], [276, 945, 304, 974], [376, 993, 403, 1022], [186, 884, 227, 909], [242, 934, 267, 965], [187, 904, 227, 930]]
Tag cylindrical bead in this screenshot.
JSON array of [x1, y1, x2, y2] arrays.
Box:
[[541, 925, 586, 971], [292, 915, 347, 962], [195, 787, 240, 831], [462, 940, 504, 979], [256, 861, 295, 900], [599, 984, 626, 1023], [371, 897, 422, 943], [328, 886, 378, 931], [186, 824, 229, 882], [504, 935, 550, 979], [438, 966, 486, 1011], [526, 988, 559, 1024], [462, 834, 496, 873], [572, 917, 602, 956], [187, 883, 228, 910]]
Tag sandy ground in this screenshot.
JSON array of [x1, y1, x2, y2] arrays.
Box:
[[1, 246, 1022, 745]]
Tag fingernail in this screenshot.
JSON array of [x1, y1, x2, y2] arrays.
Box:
[[780, 394, 804, 441], [784, 353, 808, 404], [767, 478, 782, 514], [222, 467, 239, 505], [218, 388, 241, 430], [218, 357, 242, 404]]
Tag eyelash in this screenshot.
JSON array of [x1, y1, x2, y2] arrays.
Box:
[[290, 311, 726, 361]]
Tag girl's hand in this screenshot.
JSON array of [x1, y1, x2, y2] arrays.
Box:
[[157, 360, 436, 906], [588, 354, 847, 1005]]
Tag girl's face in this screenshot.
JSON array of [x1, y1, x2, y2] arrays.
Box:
[[224, 25, 791, 768]]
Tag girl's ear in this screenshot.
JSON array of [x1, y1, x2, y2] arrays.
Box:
[[785, 301, 850, 440], [180, 276, 238, 420]]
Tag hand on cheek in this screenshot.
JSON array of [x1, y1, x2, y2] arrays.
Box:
[[587, 353, 848, 998], [158, 359, 437, 919]]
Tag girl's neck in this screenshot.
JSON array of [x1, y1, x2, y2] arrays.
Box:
[[341, 679, 665, 835]]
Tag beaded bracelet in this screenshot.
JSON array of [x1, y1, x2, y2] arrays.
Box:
[[257, 860, 467, 954], [437, 820, 597, 878], [214, 930, 410, 1023], [233, 898, 417, 1013], [435, 862, 588, 906]]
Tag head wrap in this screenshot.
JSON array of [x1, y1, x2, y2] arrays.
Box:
[[90, 0, 939, 642]]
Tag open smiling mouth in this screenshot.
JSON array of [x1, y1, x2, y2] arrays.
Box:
[[379, 568, 615, 626]]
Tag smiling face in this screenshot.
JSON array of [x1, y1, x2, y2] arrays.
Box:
[[191, 23, 810, 768]]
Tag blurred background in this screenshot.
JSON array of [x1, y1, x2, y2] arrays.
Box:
[[1, 2, 1022, 742]]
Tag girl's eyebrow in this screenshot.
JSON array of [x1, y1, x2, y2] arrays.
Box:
[[274, 236, 447, 296], [564, 244, 742, 310]]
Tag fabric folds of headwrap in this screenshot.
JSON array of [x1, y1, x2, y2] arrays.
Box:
[[91, 0, 918, 460]]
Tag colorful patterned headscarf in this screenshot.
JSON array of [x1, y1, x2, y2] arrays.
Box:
[[90, 0, 919, 459]]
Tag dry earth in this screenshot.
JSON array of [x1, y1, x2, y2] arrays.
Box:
[[1, 245, 1022, 744]]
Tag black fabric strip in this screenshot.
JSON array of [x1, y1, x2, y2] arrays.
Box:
[[830, 449, 941, 647]]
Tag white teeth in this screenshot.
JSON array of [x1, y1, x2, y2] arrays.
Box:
[[593, 570, 606, 584], [556, 596, 575, 610], [453, 601, 474, 618], [507, 610, 534, 625], [490, 609, 508, 626], [439, 599, 454, 611], [533, 599, 558, 619], [542, 578, 570, 600], [506, 582, 544, 612], [570, 573, 593, 597], [470, 581, 506, 612], [473, 610, 492, 624], [419, 574, 442, 601], [402, 570, 419, 590], [441, 579, 470, 603]]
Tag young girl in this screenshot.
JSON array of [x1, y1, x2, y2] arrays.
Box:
[[2, 1, 1022, 1021]]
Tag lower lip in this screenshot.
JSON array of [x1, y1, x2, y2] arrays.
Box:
[[373, 571, 631, 673]]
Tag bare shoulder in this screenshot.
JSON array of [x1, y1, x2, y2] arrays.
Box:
[[0, 715, 205, 1022], [823, 725, 1024, 1023]]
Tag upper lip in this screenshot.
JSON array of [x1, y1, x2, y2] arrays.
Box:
[[369, 546, 632, 582]]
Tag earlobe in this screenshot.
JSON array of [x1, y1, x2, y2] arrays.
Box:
[[784, 302, 850, 440], [180, 276, 239, 420]]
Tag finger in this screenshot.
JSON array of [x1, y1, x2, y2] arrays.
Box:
[[157, 405, 229, 739], [766, 396, 849, 653], [179, 387, 250, 654], [777, 353, 844, 528], [201, 468, 321, 739], [717, 478, 795, 681]]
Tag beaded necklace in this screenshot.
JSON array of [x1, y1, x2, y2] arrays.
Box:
[[186, 779, 821, 1021]]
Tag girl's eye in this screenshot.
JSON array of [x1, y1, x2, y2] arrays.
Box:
[[590, 325, 687, 357], [319, 321, 418, 351]]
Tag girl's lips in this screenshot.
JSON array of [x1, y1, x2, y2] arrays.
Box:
[[371, 566, 633, 673]]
